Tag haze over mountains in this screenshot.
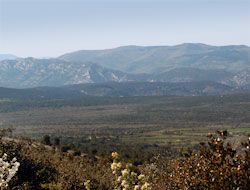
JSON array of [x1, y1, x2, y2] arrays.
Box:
[[0, 54, 18, 61], [0, 43, 250, 98]]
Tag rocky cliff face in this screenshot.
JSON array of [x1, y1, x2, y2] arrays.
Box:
[[0, 58, 130, 88]]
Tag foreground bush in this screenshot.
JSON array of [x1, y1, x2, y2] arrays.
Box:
[[110, 152, 151, 190], [0, 153, 20, 189], [145, 131, 250, 189], [0, 129, 249, 189], [170, 131, 249, 189]]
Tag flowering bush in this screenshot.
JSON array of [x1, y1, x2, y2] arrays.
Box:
[[111, 152, 151, 190], [165, 131, 250, 189], [84, 180, 90, 190], [0, 153, 20, 190]]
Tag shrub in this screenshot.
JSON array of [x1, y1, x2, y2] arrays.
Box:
[[41, 135, 51, 146], [0, 153, 20, 189], [165, 131, 250, 189], [0, 128, 250, 190], [110, 152, 151, 190]]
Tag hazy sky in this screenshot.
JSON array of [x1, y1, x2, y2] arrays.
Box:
[[0, 0, 249, 57]]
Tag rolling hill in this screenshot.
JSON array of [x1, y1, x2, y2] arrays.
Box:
[[60, 43, 250, 74], [0, 54, 18, 61], [153, 68, 234, 83], [0, 81, 247, 100]]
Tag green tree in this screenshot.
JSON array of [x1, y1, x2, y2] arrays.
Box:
[[42, 135, 51, 146], [53, 137, 60, 146]]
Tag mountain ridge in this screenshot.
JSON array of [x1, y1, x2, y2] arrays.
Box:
[[59, 43, 250, 74], [0, 58, 131, 88], [1, 43, 250, 89], [1, 57, 250, 88], [0, 54, 18, 61]]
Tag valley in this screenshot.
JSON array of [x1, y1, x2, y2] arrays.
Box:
[[1, 43, 250, 159], [1, 0, 249, 188], [1, 94, 250, 155]]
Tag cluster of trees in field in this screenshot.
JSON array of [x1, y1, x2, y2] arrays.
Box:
[[0, 129, 249, 189]]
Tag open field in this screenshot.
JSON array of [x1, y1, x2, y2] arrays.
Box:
[[0, 94, 250, 154]]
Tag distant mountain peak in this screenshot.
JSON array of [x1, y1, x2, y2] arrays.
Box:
[[0, 54, 18, 61]]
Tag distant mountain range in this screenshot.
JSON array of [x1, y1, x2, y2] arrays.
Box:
[[0, 54, 18, 61], [60, 43, 250, 73], [0, 58, 132, 88], [0, 43, 250, 92]]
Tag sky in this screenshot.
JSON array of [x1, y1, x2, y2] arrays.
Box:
[[0, 0, 249, 57]]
